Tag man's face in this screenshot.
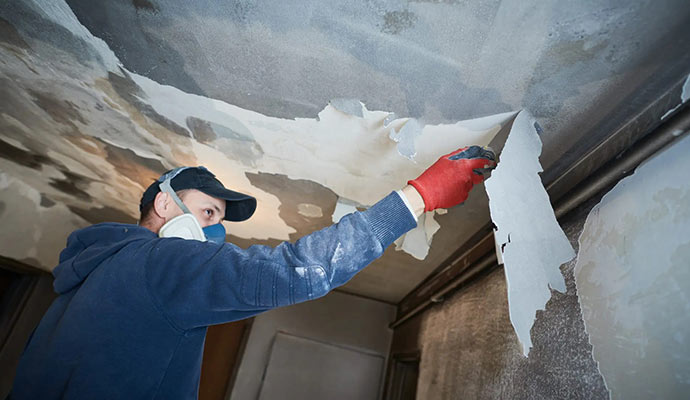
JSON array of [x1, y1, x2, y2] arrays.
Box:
[[175, 189, 226, 227]]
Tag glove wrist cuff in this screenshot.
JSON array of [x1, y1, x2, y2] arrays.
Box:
[[407, 179, 433, 212]]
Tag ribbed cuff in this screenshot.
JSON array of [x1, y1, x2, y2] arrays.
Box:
[[395, 190, 419, 223], [362, 192, 418, 249]]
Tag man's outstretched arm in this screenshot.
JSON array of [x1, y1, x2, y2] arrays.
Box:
[[145, 146, 495, 329]]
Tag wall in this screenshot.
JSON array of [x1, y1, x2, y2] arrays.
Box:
[[389, 195, 610, 399], [230, 290, 396, 400], [390, 133, 690, 399]]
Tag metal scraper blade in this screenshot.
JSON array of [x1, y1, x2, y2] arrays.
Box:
[[487, 111, 519, 158], [475, 112, 519, 178]]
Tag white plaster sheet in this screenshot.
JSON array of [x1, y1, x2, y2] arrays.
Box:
[[132, 73, 516, 258], [574, 134, 690, 400], [484, 110, 575, 356]]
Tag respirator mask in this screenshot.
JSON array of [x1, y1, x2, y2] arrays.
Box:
[[156, 167, 227, 244]]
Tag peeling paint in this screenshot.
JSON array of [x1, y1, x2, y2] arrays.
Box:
[[574, 134, 690, 399], [485, 110, 575, 356], [389, 118, 423, 162], [329, 98, 364, 118], [245, 172, 336, 240], [0, 0, 510, 272], [130, 72, 512, 257]]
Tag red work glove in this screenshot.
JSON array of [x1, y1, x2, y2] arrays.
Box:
[[408, 146, 496, 212]]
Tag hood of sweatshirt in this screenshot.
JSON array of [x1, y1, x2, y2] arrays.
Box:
[[52, 223, 156, 294]]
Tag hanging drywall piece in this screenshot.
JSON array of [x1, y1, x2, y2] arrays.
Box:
[[484, 110, 575, 356], [574, 134, 690, 400], [393, 210, 442, 260]]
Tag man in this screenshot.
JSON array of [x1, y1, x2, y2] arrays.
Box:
[[11, 146, 495, 399]]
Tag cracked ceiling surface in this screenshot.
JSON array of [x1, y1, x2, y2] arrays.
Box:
[[0, 0, 689, 303]]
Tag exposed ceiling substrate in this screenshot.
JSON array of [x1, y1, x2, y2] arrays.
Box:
[[1, 0, 689, 305]]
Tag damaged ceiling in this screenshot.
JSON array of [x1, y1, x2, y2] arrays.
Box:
[[1, 0, 689, 303]]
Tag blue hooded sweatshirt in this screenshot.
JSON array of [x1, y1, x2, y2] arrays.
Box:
[[10, 192, 416, 399]]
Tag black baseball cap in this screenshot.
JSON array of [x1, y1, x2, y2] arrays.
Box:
[[140, 166, 257, 222]]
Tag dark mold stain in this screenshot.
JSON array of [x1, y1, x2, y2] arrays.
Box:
[[97, 138, 167, 189], [68, 204, 137, 225], [40, 194, 56, 208], [49, 170, 92, 202], [0, 138, 52, 170], [132, 0, 158, 13], [107, 70, 191, 138], [0, 17, 29, 49], [381, 10, 418, 35], [0, 200, 5, 216], [245, 172, 338, 241]]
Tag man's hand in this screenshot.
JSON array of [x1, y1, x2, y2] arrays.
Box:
[[408, 146, 496, 212]]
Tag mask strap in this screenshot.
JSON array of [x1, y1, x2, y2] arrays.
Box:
[[158, 167, 193, 215]]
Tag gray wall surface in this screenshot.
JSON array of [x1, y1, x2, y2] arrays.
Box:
[[258, 332, 384, 400], [391, 186, 613, 399], [230, 290, 396, 400], [392, 132, 690, 399]]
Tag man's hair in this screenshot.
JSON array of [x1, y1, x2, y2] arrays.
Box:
[[139, 189, 192, 225]]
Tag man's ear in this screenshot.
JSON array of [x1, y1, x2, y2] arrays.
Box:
[[152, 191, 172, 219]]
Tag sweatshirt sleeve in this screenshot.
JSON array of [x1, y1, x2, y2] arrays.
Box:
[[144, 192, 417, 330]]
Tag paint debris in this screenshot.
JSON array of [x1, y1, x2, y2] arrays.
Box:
[[329, 98, 364, 118], [393, 211, 442, 260], [484, 110, 575, 356]]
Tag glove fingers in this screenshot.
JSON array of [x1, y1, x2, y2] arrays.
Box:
[[444, 146, 469, 159], [448, 145, 496, 161]]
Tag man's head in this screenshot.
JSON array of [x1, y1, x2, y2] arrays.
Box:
[[138, 166, 256, 234]]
